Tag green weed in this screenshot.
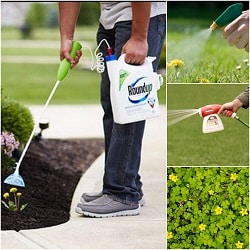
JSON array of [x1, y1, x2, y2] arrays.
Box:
[[167, 167, 249, 249]]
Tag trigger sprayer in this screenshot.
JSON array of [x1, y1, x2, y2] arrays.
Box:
[[198, 104, 249, 134], [210, 3, 243, 30]]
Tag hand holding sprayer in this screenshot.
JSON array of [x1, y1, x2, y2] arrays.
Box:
[[210, 3, 243, 30]]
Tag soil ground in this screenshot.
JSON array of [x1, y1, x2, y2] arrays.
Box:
[[1, 138, 104, 231]]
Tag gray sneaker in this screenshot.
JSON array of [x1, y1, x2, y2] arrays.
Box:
[[75, 194, 141, 218], [81, 192, 145, 206]]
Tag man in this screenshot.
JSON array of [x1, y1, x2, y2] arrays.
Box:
[[58, 2, 166, 218]]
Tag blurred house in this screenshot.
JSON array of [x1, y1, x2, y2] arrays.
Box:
[[1, 2, 31, 27]]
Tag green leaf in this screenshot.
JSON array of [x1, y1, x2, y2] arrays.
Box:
[[7, 200, 18, 211], [8, 203, 17, 211], [20, 203, 28, 211], [221, 200, 230, 209], [1, 200, 9, 209], [216, 235, 224, 243], [209, 224, 218, 234]]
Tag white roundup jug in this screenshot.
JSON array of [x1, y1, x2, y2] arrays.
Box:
[[105, 53, 163, 124]]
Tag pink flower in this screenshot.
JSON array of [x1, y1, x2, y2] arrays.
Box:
[[1, 131, 20, 158]]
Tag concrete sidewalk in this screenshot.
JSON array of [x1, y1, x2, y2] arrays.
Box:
[[1, 105, 166, 249]]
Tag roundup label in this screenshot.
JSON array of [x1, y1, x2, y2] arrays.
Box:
[[106, 54, 162, 124], [113, 69, 160, 124]]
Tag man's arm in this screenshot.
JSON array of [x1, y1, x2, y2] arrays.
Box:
[[122, 2, 151, 64], [58, 2, 81, 64], [218, 87, 249, 116]]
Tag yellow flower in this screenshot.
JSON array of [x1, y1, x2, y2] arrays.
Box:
[[167, 232, 173, 239], [196, 77, 210, 83], [16, 192, 22, 197], [208, 190, 214, 196], [169, 173, 178, 182], [167, 59, 184, 68], [10, 188, 17, 193], [3, 193, 9, 199], [215, 206, 223, 215], [239, 208, 248, 216], [199, 223, 206, 231], [230, 173, 237, 181], [236, 241, 243, 249]]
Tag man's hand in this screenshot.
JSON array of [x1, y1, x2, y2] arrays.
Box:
[[121, 2, 151, 64], [218, 99, 243, 117], [60, 39, 82, 68], [121, 36, 148, 65], [223, 10, 249, 52], [58, 2, 82, 67]]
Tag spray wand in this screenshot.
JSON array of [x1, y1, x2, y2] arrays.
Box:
[[230, 112, 249, 128], [4, 41, 82, 187], [210, 3, 243, 30]]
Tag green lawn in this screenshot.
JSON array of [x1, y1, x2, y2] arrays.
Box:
[[1, 26, 97, 42], [167, 84, 249, 166], [1, 63, 101, 104], [1, 26, 166, 105], [1, 62, 165, 105], [2, 47, 58, 56]]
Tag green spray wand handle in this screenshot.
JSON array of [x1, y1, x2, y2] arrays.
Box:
[[57, 41, 82, 81], [210, 3, 243, 30], [231, 112, 249, 128]]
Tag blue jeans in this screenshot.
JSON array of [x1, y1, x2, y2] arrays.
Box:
[[97, 14, 166, 204]]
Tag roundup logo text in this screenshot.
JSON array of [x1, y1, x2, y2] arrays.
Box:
[[127, 77, 152, 104]]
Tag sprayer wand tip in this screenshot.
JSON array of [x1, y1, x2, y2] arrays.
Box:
[[210, 22, 217, 30]]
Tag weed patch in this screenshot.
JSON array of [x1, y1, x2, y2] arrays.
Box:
[[167, 167, 249, 249]]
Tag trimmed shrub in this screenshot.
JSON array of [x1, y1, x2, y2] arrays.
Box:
[[1, 95, 34, 147]]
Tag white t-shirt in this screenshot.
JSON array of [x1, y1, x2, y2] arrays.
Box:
[[100, 2, 166, 29]]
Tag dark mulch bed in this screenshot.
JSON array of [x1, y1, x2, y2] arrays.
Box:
[[1, 138, 104, 231]]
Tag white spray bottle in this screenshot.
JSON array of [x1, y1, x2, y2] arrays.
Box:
[[105, 52, 163, 124]]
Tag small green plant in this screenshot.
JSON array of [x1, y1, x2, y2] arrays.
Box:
[[167, 167, 249, 249], [1, 131, 20, 173], [1, 187, 28, 212]]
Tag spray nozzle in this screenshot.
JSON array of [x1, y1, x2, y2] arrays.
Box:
[[107, 47, 113, 56], [199, 104, 222, 117], [210, 3, 243, 30], [105, 47, 116, 62]]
